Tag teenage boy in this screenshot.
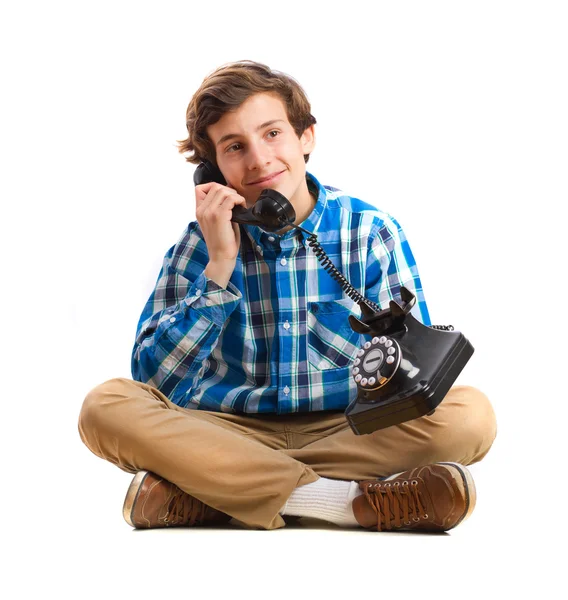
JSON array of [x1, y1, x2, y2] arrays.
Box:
[[78, 60, 497, 532]]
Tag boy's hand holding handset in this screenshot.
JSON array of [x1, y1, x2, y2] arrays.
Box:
[[195, 181, 247, 288]]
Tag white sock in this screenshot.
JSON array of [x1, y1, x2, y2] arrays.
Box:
[[280, 477, 364, 528]]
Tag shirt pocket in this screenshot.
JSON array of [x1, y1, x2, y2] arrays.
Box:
[[307, 299, 362, 370]]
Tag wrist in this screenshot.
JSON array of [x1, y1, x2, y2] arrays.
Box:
[[204, 260, 236, 289]]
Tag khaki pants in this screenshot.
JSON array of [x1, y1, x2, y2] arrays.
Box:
[[78, 378, 497, 530]]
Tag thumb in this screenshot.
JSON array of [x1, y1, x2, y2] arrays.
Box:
[[232, 222, 241, 247]]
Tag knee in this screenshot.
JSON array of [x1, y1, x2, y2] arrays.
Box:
[[78, 377, 133, 443], [432, 385, 498, 465]]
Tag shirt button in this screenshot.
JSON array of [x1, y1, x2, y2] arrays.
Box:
[[169, 317, 176, 323], [284, 386, 290, 395], [256, 245, 262, 253], [268, 236, 275, 242], [195, 289, 202, 297], [283, 321, 291, 330], [280, 258, 287, 266], [205, 299, 213, 307]]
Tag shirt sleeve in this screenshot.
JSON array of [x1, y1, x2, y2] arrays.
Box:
[[364, 214, 432, 326], [131, 222, 242, 400]]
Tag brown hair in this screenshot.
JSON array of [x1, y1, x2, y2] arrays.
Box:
[[177, 60, 317, 165]]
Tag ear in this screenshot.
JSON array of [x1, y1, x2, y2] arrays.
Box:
[[300, 124, 316, 155]]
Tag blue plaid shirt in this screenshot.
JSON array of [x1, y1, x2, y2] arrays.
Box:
[[131, 172, 431, 414]]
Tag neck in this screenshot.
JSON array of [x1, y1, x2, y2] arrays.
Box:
[[278, 189, 317, 235], [279, 181, 315, 234]]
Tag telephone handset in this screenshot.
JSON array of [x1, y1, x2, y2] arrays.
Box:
[[193, 161, 296, 233], [193, 161, 474, 435]]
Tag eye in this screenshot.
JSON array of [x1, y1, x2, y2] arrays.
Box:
[[267, 130, 280, 139], [226, 143, 243, 153]]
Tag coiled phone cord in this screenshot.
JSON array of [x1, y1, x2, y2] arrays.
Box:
[[290, 223, 454, 332]]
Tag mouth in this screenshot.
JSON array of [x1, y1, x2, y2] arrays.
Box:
[[246, 170, 286, 186]]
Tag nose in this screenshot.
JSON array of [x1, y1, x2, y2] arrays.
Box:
[[245, 139, 271, 171]]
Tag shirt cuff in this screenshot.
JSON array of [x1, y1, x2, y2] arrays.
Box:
[[184, 272, 242, 327]]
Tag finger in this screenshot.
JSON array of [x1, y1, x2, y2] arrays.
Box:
[[232, 221, 241, 245], [196, 182, 239, 211], [196, 183, 229, 221], [221, 193, 247, 209], [206, 189, 246, 216], [195, 182, 221, 206], [195, 181, 219, 195]]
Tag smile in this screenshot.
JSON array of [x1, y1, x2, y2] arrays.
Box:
[[246, 170, 285, 186]]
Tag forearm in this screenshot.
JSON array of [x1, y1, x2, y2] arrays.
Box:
[[132, 313, 222, 397], [131, 272, 242, 399], [204, 260, 236, 289]]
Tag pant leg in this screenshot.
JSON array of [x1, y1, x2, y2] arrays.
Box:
[[280, 385, 498, 480], [78, 378, 319, 530]]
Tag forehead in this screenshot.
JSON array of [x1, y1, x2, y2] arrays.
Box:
[[208, 93, 290, 141]]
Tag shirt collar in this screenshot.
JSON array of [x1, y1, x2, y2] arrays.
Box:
[[242, 171, 327, 249]]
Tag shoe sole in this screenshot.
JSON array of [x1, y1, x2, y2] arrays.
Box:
[[123, 470, 150, 527], [384, 461, 476, 530]]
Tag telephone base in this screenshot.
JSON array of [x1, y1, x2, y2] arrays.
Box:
[[345, 326, 473, 435]]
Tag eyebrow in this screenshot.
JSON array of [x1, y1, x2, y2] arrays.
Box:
[[215, 119, 286, 147]]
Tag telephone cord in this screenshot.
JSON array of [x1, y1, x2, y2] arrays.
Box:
[[288, 224, 454, 332]]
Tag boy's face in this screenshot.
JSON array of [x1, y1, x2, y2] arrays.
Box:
[[207, 92, 315, 208]]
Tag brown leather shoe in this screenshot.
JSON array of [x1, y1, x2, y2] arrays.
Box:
[[352, 462, 476, 532], [123, 471, 232, 529]]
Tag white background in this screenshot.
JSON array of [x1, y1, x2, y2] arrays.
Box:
[[1, 1, 565, 598]]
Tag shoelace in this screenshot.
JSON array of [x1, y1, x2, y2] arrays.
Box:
[[363, 479, 428, 531], [163, 490, 208, 526]]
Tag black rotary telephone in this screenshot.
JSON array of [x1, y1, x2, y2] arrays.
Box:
[[194, 161, 474, 434]]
